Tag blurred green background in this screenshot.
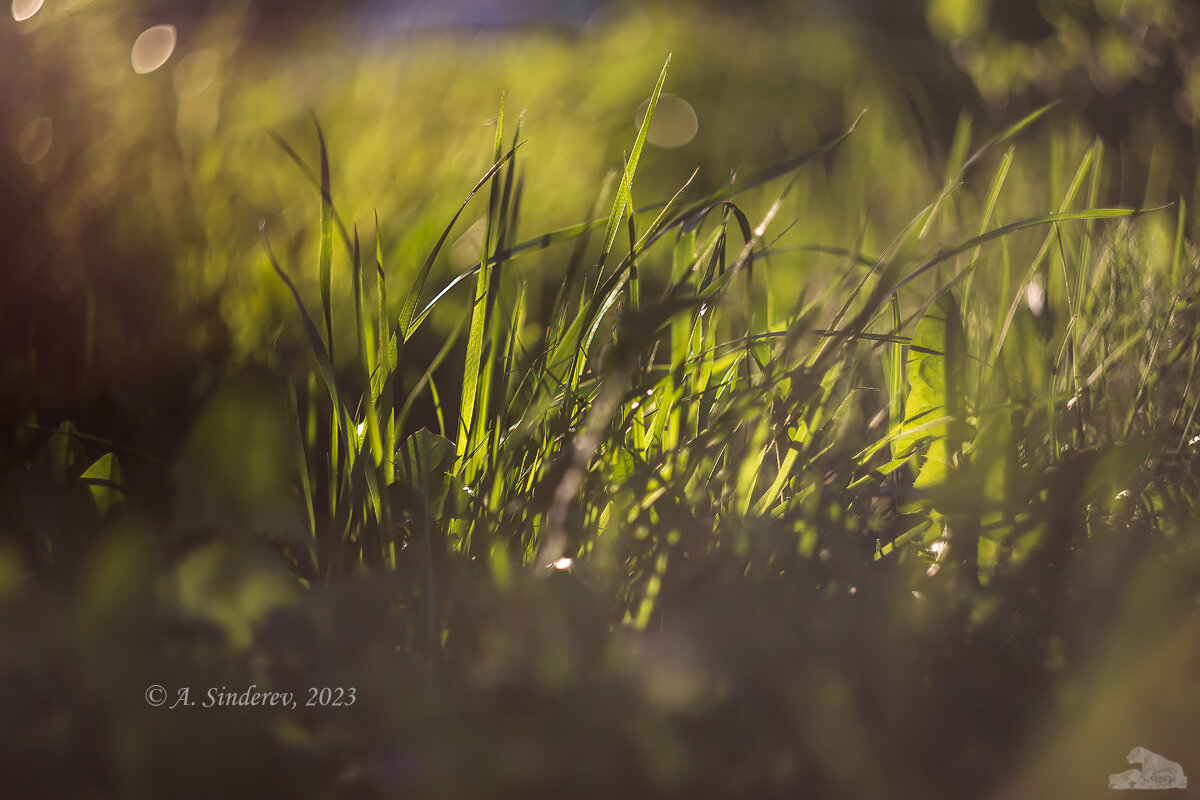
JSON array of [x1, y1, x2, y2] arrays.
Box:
[[3, 0, 1197, 439]]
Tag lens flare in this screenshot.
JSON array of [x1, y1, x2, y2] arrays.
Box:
[[16, 117, 53, 165], [131, 25, 178, 75], [1026, 275, 1046, 316], [11, 0, 44, 22], [635, 94, 699, 148]]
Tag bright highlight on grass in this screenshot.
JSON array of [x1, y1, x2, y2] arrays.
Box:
[[11, 0, 43, 22], [131, 25, 177, 75]]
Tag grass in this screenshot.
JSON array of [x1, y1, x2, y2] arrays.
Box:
[[5, 23, 1200, 800], [260, 60, 1188, 601]]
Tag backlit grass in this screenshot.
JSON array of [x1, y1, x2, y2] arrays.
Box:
[[4, 16, 1200, 800]]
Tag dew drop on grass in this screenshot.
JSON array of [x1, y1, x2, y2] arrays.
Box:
[[11, 0, 43, 22], [926, 538, 948, 577], [16, 117, 52, 165], [131, 24, 177, 75]]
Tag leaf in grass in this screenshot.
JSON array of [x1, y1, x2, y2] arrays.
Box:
[[81, 452, 124, 516], [398, 428, 455, 484], [892, 292, 968, 488], [397, 428, 456, 516]]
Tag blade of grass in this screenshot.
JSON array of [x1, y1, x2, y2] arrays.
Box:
[[315, 118, 335, 368], [598, 55, 671, 271], [396, 316, 467, 435], [455, 98, 507, 478], [397, 142, 524, 341]]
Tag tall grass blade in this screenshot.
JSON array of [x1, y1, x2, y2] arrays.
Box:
[[314, 118, 336, 365], [260, 223, 354, 482], [455, 98, 506, 479], [397, 143, 523, 341], [599, 55, 671, 270]]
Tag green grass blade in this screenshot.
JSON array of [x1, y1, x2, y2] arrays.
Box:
[[891, 207, 1142, 301], [266, 125, 354, 253], [350, 229, 384, 468], [315, 118, 336, 365], [957, 102, 1057, 178], [961, 146, 1014, 303], [455, 99, 507, 478], [396, 315, 466, 435], [397, 143, 524, 341], [287, 384, 319, 574], [260, 222, 353, 465], [599, 55, 671, 269], [1171, 197, 1187, 286], [944, 112, 973, 185], [990, 144, 1102, 360]]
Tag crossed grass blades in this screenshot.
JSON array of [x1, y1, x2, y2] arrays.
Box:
[[220, 56, 1194, 648]]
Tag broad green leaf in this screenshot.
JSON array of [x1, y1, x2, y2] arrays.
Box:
[[397, 429, 456, 519], [398, 428, 456, 486], [971, 414, 1019, 578], [81, 452, 124, 516], [892, 292, 967, 488]]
